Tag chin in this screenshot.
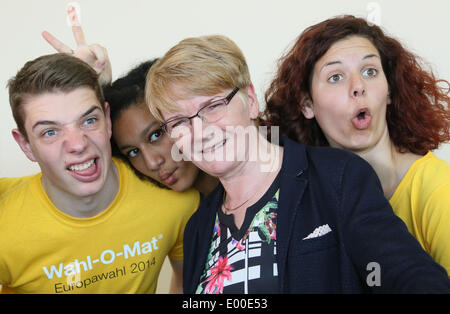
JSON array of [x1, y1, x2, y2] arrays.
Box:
[[70, 179, 106, 198], [196, 161, 231, 179]]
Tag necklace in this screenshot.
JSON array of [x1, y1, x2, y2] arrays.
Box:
[[221, 147, 282, 215], [222, 192, 249, 214], [222, 179, 266, 215]]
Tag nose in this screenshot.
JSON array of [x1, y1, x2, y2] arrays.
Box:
[[191, 115, 207, 144], [191, 115, 219, 149], [64, 128, 88, 154], [142, 147, 165, 170], [350, 74, 366, 98]]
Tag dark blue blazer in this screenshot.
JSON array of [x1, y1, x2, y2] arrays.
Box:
[[183, 138, 450, 293]]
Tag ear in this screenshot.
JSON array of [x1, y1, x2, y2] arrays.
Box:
[[12, 129, 37, 162], [104, 101, 112, 139], [301, 97, 315, 119], [245, 83, 260, 120]]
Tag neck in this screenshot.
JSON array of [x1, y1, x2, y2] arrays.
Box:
[[42, 162, 120, 218], [193, 171, 219, 197], [354, 129, 421, 199], [220, 136, 283, 207]]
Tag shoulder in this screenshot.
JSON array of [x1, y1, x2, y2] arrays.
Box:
[[113, 157, 200, 215], [185, 185, 222, 233], [282, 138, 375, 186], [0, 173, 42, 226], [0, 174, 36, 197], [283, 137, 366, 168], [400, 152, 450, 204], [0, 173, 41, 203], [412, 152, 450, 185]]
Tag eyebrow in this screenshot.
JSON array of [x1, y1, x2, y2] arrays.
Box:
[[320, 54, 380, 72], [31, 104, 102, 132]]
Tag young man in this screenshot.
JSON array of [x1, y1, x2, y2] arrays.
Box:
[[0, 53, 199, 293]]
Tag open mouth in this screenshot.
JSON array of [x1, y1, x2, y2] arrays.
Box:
[[351, 108, 371, 130], [68, 158, 96, 172], [67, 158, 100, 182]]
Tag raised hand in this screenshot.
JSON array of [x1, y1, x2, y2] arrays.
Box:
[[42, 5, 112, 85]]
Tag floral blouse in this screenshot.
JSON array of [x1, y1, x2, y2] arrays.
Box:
[[196, 177, 280, 294]]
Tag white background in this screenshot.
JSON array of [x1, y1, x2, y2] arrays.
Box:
[[1, 0, 449, 293]]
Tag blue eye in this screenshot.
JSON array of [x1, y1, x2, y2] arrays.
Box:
[[43, 129, 57, 137], [127, 148, 139, 158], [84, 117, 97, 126], [328, 74, 343, 83]]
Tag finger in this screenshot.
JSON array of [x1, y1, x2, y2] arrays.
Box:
[[67, 5, 86, 46], [90, 44, 109, 67], [42, 31, 73, 54]]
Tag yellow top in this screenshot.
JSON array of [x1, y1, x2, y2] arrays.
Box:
[[390, 151, 450, 275], [0, 175, 35, 196], [0, 158, 199, 293]]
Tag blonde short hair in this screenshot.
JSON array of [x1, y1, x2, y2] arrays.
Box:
[[146, 35, 251, 122]]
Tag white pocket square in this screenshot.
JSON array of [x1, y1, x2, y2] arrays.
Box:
[[303, 224, 332, 240]]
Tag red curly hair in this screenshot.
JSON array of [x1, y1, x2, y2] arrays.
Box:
[[262, 15, 450, 155]]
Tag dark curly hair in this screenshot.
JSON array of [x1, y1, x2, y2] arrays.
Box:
[[103, 59, 166, 185], [262, 15, 450, 155]]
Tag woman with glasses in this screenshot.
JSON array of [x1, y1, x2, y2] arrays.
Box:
[[262, 15, 450, 275], [146, 34, 450, 293]]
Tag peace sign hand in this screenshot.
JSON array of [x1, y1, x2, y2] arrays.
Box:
[[42, 5, 112, 85]]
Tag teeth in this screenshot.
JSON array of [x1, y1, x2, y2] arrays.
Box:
[[203, 140, 226, 153], [69, 159, 95, 171]]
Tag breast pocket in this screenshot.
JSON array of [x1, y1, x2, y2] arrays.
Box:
[[288, 232, 341, 293], [296, 232, 338, 255]]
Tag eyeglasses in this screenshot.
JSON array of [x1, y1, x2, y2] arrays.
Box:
[[161, 87, 239, 136]]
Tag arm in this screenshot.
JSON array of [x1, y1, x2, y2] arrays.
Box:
[[339, 155, 450, 292], [168, 258, 183, 294], [42, 5, 112, 85], [422, 184, 450, 275]]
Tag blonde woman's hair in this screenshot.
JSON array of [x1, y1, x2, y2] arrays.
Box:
[[146, 35, 251, 122]]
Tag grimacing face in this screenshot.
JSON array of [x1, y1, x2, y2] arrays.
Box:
[[112, 103, 199, 192], [307, 35, 391, 153], [13, 87, 114, 198]]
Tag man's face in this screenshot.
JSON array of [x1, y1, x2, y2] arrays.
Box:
[[14, 87, 113, 198]]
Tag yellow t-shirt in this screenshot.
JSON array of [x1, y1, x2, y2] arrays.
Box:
[[0, 175, 34, 196], [389, 152, 450, 275], [0, 158, 199, 294]]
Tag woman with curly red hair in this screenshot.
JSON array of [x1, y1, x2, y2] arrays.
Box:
[[263, 15, 450, 274]]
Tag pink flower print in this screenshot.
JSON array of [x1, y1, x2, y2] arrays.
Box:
[[270, 229, 276, 240], [203, 256, 233, 294], [235, 238, 245, 251]]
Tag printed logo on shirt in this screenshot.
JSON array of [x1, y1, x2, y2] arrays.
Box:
[[41, 235, 163, 293]]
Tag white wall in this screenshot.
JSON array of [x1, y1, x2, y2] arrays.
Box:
[[1, 0, 449, 177], [0, 0, 449, 292]]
